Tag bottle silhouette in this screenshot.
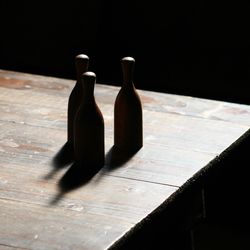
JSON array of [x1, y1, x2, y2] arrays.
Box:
[[74, 72, 105, 168], [114, 57, 143, 153], [67, 54, 89, 148]]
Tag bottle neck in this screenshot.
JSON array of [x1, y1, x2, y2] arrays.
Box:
[[76, 61, 89, 83], [82, 84, 95, 105], [122, 80, 135, 91], [122, 68, 134, 89], [122, 58, 135, 89]]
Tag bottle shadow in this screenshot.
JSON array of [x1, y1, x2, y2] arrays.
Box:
[[104, 145, 139, 171], [49, 145, 140, 205], [49, 162, 103, 205], [44, 142, 74, 180], [90, 145, 140, 185]]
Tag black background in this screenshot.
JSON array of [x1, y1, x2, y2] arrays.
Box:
[[0, 1, 249, 103]]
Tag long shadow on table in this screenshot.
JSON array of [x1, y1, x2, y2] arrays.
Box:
[[44, 142, 74, 180], [49, 146, 139, 205], [49, 162, 103, 205], [89, 145, 139, 186], [92, 146, 139, 184], [104, 146, 139, 171]]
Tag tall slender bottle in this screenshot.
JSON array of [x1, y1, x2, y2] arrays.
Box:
[[114, 57, 143, 153], [67, 54, 89, 148], [74, 72, 105, 168]]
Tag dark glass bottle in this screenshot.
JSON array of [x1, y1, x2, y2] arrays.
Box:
[[114, 57, 143, 153], [67, 54, 89, 147], [74, 72, 105, 168]]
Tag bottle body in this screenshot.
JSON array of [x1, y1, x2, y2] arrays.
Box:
[[114, 84, 143, 152], [74, 72, 105, 168], [67, 84, 82, 145], [67, 54, 89, 146], [114, 57, 143, 153]]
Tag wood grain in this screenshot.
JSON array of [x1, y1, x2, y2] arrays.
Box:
[[1, 69, 250, 249]]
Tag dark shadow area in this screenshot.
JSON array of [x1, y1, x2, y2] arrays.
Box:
[[104, 145, 139, 171], [48, 145, 140, 205], [52, 142, 74, 168], [88, 145, 139, 184], [193, 220, 250, 250], [0, 1, 249, 104], [49, 161, 103, 205], [44, 142, 74, 180], [59, 162, 102, 192], [109, 130, 250, 250]]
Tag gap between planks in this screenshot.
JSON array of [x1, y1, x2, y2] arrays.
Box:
[[0, 243, 31, 250]]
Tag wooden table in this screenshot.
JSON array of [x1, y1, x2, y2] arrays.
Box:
[[1, 69, 250, 250]]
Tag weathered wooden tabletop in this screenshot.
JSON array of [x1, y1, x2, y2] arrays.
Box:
[[1, 69, 250, 250]]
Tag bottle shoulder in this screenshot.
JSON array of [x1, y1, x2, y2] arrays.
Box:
[[69, 83, 82, 100], [76, 102, 104, 121], [115, 86, 142, 106]]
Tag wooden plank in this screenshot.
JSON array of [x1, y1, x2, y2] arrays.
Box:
[[1, 112, 246, 187], [0, 167, 175, 250], [2, 98, 247, 154], [0, 99, 249, 187], [0, 198, 132, 250], [2, 69, 250, 126], [139, 90, 250, 126], [0, 163, 176, 223], [0, 117, 213, 188], [0, 244, 28, 250], [0, 87, 248, 155]]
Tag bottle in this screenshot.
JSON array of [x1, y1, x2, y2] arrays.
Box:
[[67, 54, 89, 148], [114, 57, 143, 153], [74, 72, 105, 168]]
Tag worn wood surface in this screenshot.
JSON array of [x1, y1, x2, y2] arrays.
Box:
[[1, 69, 250, 250]]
